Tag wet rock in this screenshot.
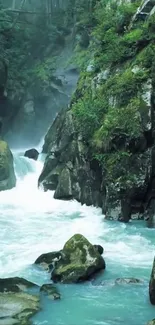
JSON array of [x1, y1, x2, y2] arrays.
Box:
[[147, 320, 155, 325], [0, 277, 40, 325], [0, 140, 16, 191], [104, 149, 151, 222], [54, 167, 73, 200], [93, 245, 104, 255], [149, 257, 155, 304], [38, 109, 104, 208], [35, 251, 62, 271], [115, 278, 142, 285], [24, 149, 39, 161], [40, 284, 60, 300], [0, 277, 37, 293], [51, 234, 106, 283]]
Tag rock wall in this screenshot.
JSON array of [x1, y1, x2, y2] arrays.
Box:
[[39, 109, 104, 207]]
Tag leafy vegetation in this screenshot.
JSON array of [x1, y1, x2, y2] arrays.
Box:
[[71, 0, 155, 189], [0, 0, 80, 103]]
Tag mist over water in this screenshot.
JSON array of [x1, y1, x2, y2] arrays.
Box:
[[5, 67, 79, 149], [0, 150, 154, 324]]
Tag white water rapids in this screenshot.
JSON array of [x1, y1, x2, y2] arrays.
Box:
[[0, 150, 155, 325]]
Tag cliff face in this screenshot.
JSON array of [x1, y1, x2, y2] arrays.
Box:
[[39, 0, 155, 225], [39, 109, 105, 206]]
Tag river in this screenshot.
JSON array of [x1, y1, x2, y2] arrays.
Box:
[[0, 150, 154, 325]]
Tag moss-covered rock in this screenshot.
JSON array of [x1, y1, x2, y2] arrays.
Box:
[[51, 234, 106, 283], [149, 257, 155, 304], [0, 140, 16, 191], [35, 235, 105, 283], [0, 277, 40, 325]]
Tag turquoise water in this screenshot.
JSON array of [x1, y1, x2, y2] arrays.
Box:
[[0, 152, 154, 325]]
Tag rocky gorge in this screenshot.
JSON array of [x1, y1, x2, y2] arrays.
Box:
[[0, 0, 155, 325]]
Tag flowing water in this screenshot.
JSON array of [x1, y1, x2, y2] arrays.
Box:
[[0, 150, 155, 325]]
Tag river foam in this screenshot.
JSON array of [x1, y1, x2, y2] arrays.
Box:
[[0, 152, 154, 325]]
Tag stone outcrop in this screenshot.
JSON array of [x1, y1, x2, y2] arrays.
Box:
[[149, 257, 155, 304], [0, 140, 16, 191], [35, 234, 106, 284], [38, 109, 104, 207]]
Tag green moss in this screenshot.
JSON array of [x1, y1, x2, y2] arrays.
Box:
[[63, 234, 90, 263], [93, 97, 144, 151]]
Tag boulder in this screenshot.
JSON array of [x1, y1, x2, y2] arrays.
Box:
[[0, 277, 40, 325], [51, 234, 106, 283], [149, 257, 155, 304], [24, 148, 39, 161], [0, 140, 16, 191], [40, 284, 60, 300]]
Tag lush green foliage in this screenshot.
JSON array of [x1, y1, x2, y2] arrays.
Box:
[[0, 1, 77, 100], [72, 0, 155, 188]]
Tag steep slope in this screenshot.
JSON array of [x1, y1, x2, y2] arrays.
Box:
[[39, 0, 155, 225]]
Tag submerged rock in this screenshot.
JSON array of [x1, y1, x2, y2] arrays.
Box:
[[92, 278, 143, 287], [51, 234, 105, 283], [40, 284, 60, 300], [24, 148, 39, 161], [0, 140, 16, 191], [149, 257, 155, 304], [115, 278, 142, 285], [0, 277, 40, 325]]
